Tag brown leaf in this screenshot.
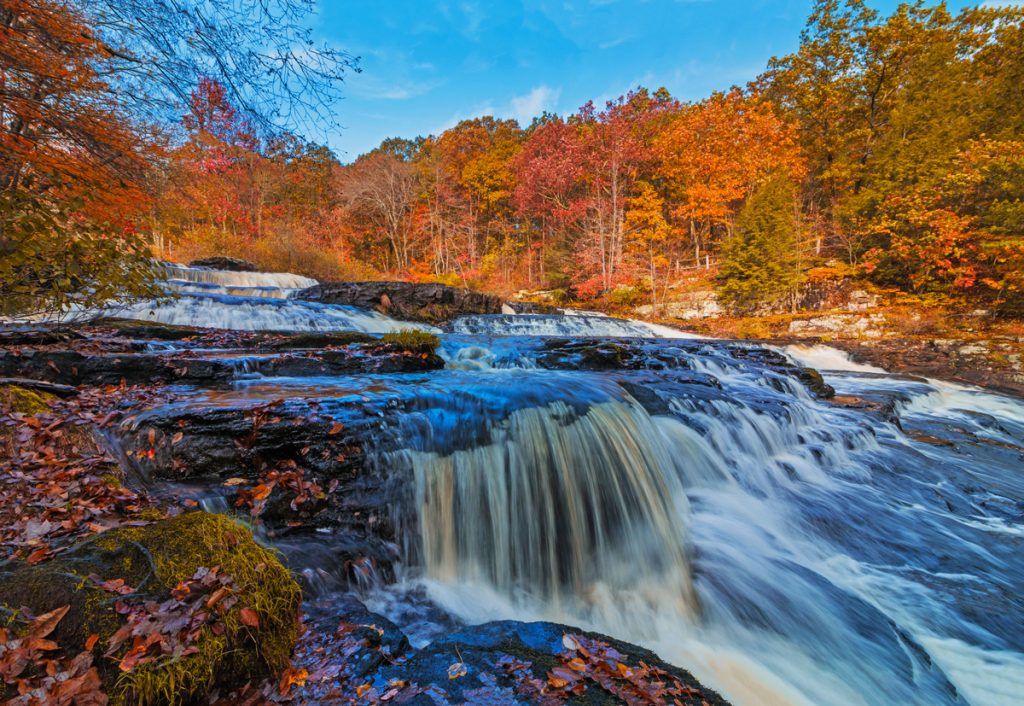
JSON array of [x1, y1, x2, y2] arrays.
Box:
[[29, 605, 70, 640], [239, 608, 260, 628]]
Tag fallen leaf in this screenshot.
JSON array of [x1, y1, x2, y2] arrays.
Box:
[[447, 661, 467, 680], [239, 608, 260, 628]]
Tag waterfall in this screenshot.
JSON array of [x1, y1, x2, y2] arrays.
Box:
[[347, 355, 1024, 706], [108, 293, 438, 333], [97, 271, 1024, 706], [161, 263, 318, 293], [402, 399, 696, 621], [102, 263, 437, 333], [449, 313, 700, 338]]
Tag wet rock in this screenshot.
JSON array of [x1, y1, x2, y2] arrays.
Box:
[[0, 378, 78, 398], [0, 349, 237, 387], [91, 316, 209, 340], [262, 331, 377, 349], [378, 620, 731, 706], [117, 397, 402, 573], [0, 512, 301, 705], [504, 300, 560, 315], [0, 345, 443, 387], [0, 326, 84, 346], [187, 256, 259, 271], [296, 281, 503, 325], [818, 337, 1024, 398]]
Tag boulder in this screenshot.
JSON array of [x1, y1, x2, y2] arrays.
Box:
[[187, 257, 258, 272], [376, 620, 731, 705], [0, 512, 301, 706], [296, 281, 503, 325]]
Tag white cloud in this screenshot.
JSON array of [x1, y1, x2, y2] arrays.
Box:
[[509, 85, 562, 124]]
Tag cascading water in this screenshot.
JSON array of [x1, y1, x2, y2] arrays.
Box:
[[379, 382, 697, 622], [106, 263, 438, 333], [352, 346, 1024, 706], [161, 262, 318, 293], [111, 268, 1024, 706], [448, 313, 701, 338]]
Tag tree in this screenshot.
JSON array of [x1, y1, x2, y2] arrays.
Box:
[[656, 89, 803, 268], [624, 182, 673, 308], [338, 149, 419, 273], [0, 0, 158, 317], [74, 0, 359, 134], [717, 175, 805, 314]]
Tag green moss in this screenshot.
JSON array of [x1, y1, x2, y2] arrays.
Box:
[[0, 385, 56, 414], [380, 329, 441, 354], [0, 512, 301, 706]]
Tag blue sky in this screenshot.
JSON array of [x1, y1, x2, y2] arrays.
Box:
[[315, 0, 989, 160]]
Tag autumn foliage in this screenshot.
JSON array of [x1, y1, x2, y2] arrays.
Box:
[[156, 2, 1024, 315], [3, 2, 1022, 317]]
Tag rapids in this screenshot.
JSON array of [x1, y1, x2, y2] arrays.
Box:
[[116, 267, 1024, 706]]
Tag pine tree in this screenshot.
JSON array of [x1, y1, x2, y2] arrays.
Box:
[[717, 175, 804, 314]]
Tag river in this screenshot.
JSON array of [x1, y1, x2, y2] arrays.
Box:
[[111, 265, 1024, 706]]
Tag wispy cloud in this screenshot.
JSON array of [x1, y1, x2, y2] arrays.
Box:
[[509, 85, 562, 124]]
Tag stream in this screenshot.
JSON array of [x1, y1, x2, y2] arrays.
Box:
[[112, 266, 1024, 706]]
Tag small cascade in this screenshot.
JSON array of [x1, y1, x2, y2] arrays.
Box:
[[107, 293, 437, 333], [395, 398, 696, 621], [449, 313, 700, 338], [161, 263, 318, 293]]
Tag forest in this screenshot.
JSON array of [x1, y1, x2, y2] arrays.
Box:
[[3, 1, 1023, 319]]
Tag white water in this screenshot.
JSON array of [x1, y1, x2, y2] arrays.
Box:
[[109, 293, 438, 333], [161, 263, 318, 292], [355, 350, 1024, 706], [106, 264, 437, 333], [107, 269, 1024, 706], [450, 313, 702, 339], [784, 344, 887, 374]]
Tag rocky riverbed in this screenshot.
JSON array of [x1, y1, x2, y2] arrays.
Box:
[[0, 320, 732, 706]]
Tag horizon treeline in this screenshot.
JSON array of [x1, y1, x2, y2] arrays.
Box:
[[3, 1, 1023, 316]]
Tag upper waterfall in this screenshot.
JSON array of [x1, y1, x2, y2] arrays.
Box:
[[106, 264, 438, 333], [161, 262, 318, 294], [449, 313, 701, 338]]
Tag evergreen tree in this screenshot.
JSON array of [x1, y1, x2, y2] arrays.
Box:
[[717, 175, 804, 314]]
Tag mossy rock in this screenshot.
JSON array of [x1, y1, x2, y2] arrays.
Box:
[[0, 512, 301, 706], [380, 330, 440, 354], [0, 384, 56, 415]]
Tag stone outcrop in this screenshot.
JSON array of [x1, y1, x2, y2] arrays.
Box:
[[187, 256, 259, 271], [296, 281, 503, 324], [827, 337, 1024, 397]]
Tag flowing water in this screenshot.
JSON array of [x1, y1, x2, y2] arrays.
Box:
[[114, 267, 1024, 706], [106, 264, 438, 333]]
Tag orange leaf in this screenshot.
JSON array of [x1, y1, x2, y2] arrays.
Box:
[[279, 668, 308, 695], [239, 608, 260, 628], [85, 634, 99, 651], [328, 422, 344, 435]]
